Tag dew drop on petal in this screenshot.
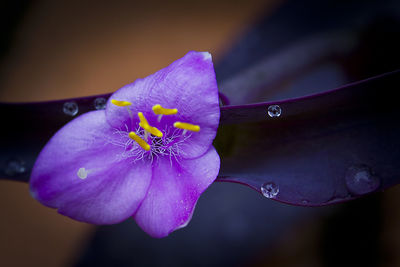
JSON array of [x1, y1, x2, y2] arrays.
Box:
[[63, 101, 79, 116], [345, 165, 380, 196], [267, 104, 281, 117], [77, 168, 88, 179], [5, 158, 26, 176], [94, 97, 107, 110], [261, 182, 279, 198]]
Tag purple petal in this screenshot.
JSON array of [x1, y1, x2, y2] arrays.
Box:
[[105, 51, 220, 159], [134, 147, 220, 238], [30, 111, 152, 224]]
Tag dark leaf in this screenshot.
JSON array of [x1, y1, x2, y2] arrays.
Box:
[[0, 94, 111, 182], [215, 70, 400, 206]]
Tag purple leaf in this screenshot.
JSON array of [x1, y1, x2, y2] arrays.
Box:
[[2, 68, 399, 209], [0, 94, 111, 182], [215, 70, 400, 206]]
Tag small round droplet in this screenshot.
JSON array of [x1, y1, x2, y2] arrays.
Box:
[[261, 182, 279, 198], [77, 167, 88, 179], [267, 104, 281, 117], [94, 97, 107, 110], [345, 165, 380, 196], [63, 101, 79, 116], [5, 158, 26, 176]]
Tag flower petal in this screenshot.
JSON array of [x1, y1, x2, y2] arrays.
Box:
[[30, 111, 152, 224], [106, 51, 220, 159], [134, 146, 220, 238]]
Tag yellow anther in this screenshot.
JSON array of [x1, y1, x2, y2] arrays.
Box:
[[148, 126, 163, 137], [111, 99, 132, 107], [138, 112, 163, 137], [139, 123, 163, 137], [173, 122, 200, 132], [152, 104, 178, 115], [129, 132, 150, 151], [138, 112, 149, 126]]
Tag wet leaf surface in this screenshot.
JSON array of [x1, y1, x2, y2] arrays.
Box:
[[216, 70, 400, 206]]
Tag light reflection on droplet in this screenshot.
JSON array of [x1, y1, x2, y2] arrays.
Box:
[[63, 101, 79, 116], [345, 165, 380, 196], [5, 158, 26, 176], [77, 167, 88, 179], [94, 97, 107, 110], [261, 182, 279, 198], [267, 104, 281, 117]]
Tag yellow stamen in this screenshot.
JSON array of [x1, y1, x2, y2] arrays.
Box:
[[173, 122, 200, 132], [111, 99, 132, 107], [138, 112, 163, 137], [129, 132, 150, 151], [149, 125, 163, 137], [139, 123, 163, 137], [152, 104, 178, 115], [138, 112, 149, 126]]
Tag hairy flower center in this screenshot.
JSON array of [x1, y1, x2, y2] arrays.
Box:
[[111, 124, 191, 163], [109, 101, 200, 163]]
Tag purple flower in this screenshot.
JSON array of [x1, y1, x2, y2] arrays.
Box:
[[29, 51, 220, 238]]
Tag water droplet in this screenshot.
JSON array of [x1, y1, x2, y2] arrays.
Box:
[[267, 104, 281, 117], [261, 182, 279, 198], [77, 167, 88, 179], [63, 101, 79, 116], [5, 158, 26, 176], [345, 165, 380, 196], [94, 97, 107, 110]]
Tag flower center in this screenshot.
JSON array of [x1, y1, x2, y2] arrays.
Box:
[[110, 100, 200, 163]]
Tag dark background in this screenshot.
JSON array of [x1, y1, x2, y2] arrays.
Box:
[[1, 0, 400, 266]]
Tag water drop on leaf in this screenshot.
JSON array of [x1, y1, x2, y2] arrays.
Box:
[[261, 182, 279, 198], [63, 101, 79, 116], [267, 104, 282, 117], [94, 97, 107, 110], [345, 165, 380, 195]]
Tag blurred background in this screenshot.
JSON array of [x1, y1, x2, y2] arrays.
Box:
[[1, 0, 400, 266]]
